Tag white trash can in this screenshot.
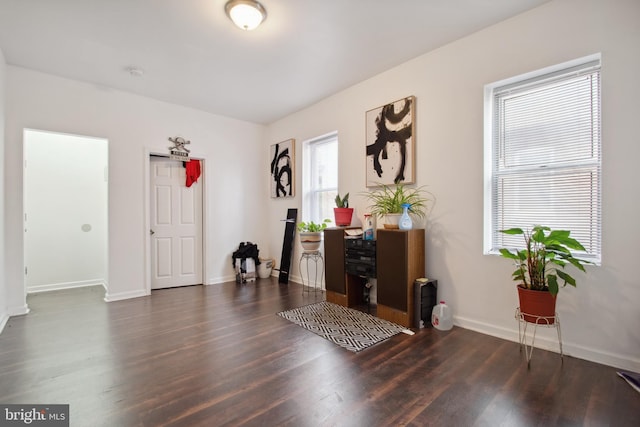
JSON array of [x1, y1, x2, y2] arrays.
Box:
[[258, 258, 274, 279]]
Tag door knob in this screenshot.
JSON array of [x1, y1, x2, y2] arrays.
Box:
[[150, 229, 155, 235]]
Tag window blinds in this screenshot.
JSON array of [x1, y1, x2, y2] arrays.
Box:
[[491, 63, 601, 260], [306, 133, 338, 224]]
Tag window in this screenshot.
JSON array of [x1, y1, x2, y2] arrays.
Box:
[[302, 132, 338, 224], [484, 55, 601, 263]]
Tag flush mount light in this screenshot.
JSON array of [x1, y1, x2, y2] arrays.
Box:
[[225, 0, 267, 31]]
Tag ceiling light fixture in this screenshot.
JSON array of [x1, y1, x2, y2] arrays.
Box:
[[225, 0, 267, 31]]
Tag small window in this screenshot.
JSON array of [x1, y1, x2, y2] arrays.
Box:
[[302, 132, 338, 224], [484, 54, 601, 263]]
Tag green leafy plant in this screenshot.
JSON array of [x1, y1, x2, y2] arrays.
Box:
[[335, 193, 349, 208], [297, 219, 331, 232], [499, 226, 592, 296], [364, 183, 429, 218]]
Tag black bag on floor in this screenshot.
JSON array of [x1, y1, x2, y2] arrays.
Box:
[[232, 242, 260, 283]]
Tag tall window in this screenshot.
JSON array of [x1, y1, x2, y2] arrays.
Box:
[[484, 54, 601, 263], [302, 132, 338, 224]]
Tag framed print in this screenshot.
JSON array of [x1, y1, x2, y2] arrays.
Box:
[[365, 96, 416, 187], [270, 139, 295, 198]]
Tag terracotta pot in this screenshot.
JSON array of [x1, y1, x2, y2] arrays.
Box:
[[299, 232, 322, 252], [517, 285, 557, 324], [333, 207, 354, 226]]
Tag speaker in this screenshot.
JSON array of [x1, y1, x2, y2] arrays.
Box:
[[414, 279, 438, 328]]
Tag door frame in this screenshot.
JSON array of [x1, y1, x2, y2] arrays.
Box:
[[143, 149, 207, 294], [23, 128, 109, 301]]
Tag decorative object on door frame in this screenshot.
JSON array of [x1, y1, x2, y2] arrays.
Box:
[[168, 136, 191, 161], [270, 139, 295, 198], [366, 96, 416, 187]]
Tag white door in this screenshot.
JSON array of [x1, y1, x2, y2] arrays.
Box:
[[150, 156, 203, 289]]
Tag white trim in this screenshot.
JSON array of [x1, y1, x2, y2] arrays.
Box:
[[454, 315, 640, 372], [482, 53, 602, 256], [104, 289, 148, 302], [143, 149, 152, 295], [484, 53, 601, 94], [7, 304, 30, 316], [201, 160, 208, 287], [301, 131, 338, 223], [144, 149, 207, 293], [27, 279, 106, 294], [206, 272, 278, 285], [482, 83, 495, 254], [0, 313, 9, 335], [22, 128, 110, 310], [207, 275, 237, 285]]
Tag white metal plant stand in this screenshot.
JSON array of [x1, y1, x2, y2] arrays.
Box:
[[299, 251, 324, 295], [515, 308, 563, 367]]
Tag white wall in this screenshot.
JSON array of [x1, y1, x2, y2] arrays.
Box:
[[0, 47, 7, 331], [5, 67, 267, 307], [24, 130, 108, 292], [266, 0, 640, 371]]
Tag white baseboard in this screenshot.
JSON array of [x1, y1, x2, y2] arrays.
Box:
[[2, 304, 30, 334], [208, 272, 306, 285], [207, 275, 237, 285], [0, 312, 9, 335], [104, 289, 148, 302], [27, 279, 106, 294], [7, 304, 30, 316], [454, 315, 640, 372]]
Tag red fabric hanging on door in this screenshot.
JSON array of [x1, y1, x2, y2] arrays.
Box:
[[185, 159, 201, 187]]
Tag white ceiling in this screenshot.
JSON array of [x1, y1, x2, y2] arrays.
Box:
[[0, 0, 549, 124]]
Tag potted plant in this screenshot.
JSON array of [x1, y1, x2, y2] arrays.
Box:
[[334, 193, 354, 226], [499, 225, 592, 324], [364, 183, 429, 229], [297, 219, 331, 252]]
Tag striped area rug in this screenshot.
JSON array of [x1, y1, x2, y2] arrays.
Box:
[[277, 301, 411, 352]]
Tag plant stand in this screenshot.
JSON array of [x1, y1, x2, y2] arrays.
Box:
[[515, 308, 563, 367], [299, 251, 324, 295]]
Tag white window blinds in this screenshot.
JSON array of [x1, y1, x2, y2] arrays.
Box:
[[303, 133, 338, 224], [488, 58, 601, 261]]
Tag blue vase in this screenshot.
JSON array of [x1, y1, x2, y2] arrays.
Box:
[[399, 203, 413, 230]]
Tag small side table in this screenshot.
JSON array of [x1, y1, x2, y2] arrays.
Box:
[[299, 251, 324, 295], [515, 308, 563, 367]]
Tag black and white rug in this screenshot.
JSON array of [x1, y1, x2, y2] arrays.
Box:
[[277, 301, 412, 352]]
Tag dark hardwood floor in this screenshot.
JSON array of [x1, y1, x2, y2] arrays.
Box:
[[0, 279, 637, 426]]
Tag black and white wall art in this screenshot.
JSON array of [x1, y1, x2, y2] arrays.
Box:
[[270, 139, 295, 198], [365, 96, 416, 187]]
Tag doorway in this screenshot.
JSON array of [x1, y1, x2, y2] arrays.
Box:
[[23, 129, 109, 294], [149, 156, 204, 289]]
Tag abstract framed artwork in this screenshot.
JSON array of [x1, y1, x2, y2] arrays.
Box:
[[270, 139, 295, 198], [365, 96, 416, 187]]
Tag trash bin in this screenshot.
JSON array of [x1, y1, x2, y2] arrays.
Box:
[[258, 258, 274, 279]]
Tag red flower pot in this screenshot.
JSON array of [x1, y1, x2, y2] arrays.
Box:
[[333, 207, 354, 226], [517, 285, 557, 325]]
